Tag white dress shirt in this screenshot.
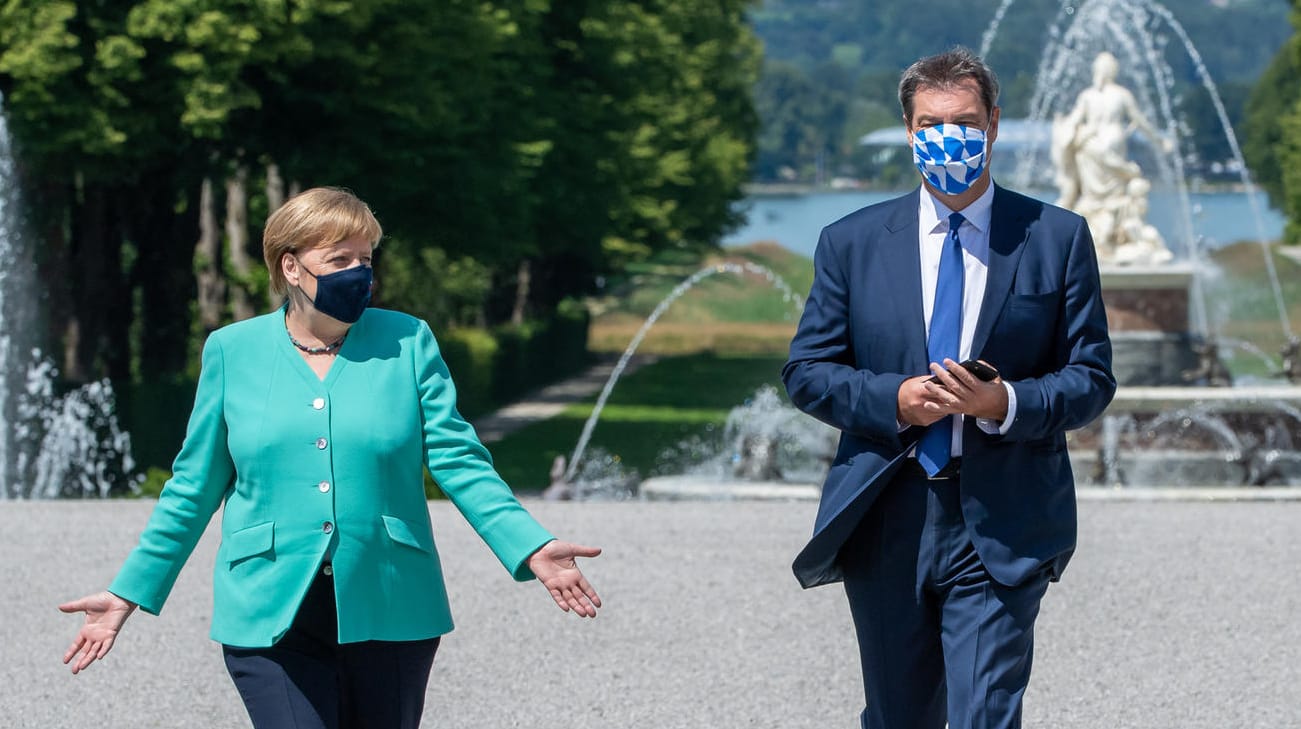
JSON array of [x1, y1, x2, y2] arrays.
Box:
[[914, 185, 1017, 456]]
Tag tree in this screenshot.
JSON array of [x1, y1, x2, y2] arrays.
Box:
[[0, 0, 761, 386], [1243, 2, 1301, 242], [1244, 33, 1300, 210], [753, 59, 856, 183], [505, 0, 760, 319]]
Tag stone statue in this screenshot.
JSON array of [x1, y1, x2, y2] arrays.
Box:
[[731, 432, 783, 481], [541, 454, 572, 501], [1182, 338, 1233, 387], [1277, 337, 1301, 384], [1052, 52, 1174, 265]]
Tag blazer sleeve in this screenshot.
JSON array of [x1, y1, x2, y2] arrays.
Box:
[[414, 320, 554, 581], [782, 228, 908, 447], [108, 336, 236, 615], [1004, 218, 1117, 440]]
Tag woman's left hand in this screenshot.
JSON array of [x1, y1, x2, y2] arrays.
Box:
[[527, 540, 602, 618]]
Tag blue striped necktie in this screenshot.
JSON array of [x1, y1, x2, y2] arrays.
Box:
[[917, 212, 966, 477]]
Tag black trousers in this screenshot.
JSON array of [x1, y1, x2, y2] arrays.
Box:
[[223, 566, 441, 729]]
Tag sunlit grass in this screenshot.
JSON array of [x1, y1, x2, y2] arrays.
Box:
[[1205, 241, 1301, 378], [478, 239, 1301, 494], [481, 353, 788, 491]]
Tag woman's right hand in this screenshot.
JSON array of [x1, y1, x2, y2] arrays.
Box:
[[59, 591, 137, 674]]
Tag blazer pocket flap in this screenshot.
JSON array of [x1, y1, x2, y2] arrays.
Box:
[[382, 515, 432, 553], [1028, 435, 1066, 452], [1008, 291, 1057, 308], [224, 521, 275, 564]]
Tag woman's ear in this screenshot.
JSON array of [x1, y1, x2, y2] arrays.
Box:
[[281, 252, 299, 287]]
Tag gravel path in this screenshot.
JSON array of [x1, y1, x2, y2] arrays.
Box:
[[3, 499, 1298, 728]]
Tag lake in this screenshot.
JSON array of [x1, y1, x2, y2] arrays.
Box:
[[723, 188, 1287, 259]]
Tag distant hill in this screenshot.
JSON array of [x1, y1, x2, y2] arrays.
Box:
[[749, 0, 1291, 184], [752, 0, 1288, 89]]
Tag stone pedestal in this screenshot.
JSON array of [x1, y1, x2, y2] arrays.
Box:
[[1099, 264, 1199, 386]]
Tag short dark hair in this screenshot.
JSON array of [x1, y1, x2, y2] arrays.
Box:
[[898, 47, 1000, 125]]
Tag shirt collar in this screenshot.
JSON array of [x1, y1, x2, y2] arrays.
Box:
[[918, 182, 995, 236], [918, 183, 994, 264]]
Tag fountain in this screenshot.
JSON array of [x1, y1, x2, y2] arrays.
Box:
[[549, 261, 809, 500], [638, 384, 837, 501], [632, 0, 1301, 496], [0, 93, 138, 498], [976, 0, 1301, 488], [996, 0, 1289, 347]]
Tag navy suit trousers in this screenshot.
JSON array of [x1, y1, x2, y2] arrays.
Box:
[[223, 565, 440, 729], [841, 466, 1050, 729]]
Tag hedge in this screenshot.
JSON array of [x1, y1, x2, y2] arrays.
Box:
[[438, 302, 591, 417]]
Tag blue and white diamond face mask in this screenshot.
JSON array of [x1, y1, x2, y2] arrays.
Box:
[[911, 123, 988, 195]]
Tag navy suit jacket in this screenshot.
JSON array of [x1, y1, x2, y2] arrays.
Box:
[[783, 185, 1116, 589]]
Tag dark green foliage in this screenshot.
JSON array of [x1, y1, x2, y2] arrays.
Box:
[[132, 467, 172, 498], [116, 378, 198, 480], [1243, 2, 1301, 242], [0, 0, 760, 385], [1, 0, 761, 487], [438, 303, 592, 418], [1244, 27, 1301, 212]]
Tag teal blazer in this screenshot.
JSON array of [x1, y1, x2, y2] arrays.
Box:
[[109, 308, 555, 647]]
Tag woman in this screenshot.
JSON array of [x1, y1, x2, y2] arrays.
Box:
[[60, 187, 601, 728]]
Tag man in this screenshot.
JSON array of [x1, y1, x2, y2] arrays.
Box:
[[783, 47, 1115, 729]]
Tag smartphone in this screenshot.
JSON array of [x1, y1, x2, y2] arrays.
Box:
[[927, 358, 999, 383]]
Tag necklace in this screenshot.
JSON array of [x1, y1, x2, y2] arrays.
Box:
[[286, 324, 346, 355]]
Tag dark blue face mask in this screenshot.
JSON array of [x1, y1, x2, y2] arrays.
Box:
[[297, 262, 373, 323]]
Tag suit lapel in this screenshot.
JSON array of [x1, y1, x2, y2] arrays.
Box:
[[882, 188, 929, 373], [971, 185, 1033, 358]]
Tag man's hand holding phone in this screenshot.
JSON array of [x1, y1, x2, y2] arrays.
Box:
[[928, 358, 999, 384], [898, 358, 1005, 426], [922, 358, 1009, 422]]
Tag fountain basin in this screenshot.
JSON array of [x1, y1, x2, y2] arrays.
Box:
[[1103, 384, 1301, 412], [640, 384, 1301, 499], [638, 473, 1301, 501], [639, 476, 819, 502], [1100, 264, 1201, 386], [1069, 449, 1301, 486]]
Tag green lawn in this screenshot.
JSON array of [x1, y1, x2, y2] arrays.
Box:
[[1204, 242, 1301, 378], [483, 239, 1301, 493], [588, 243, 810, 355], [483, 353, 788, 492], [594, 242, 813, 325]]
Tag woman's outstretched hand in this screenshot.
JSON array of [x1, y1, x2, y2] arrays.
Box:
[[59, 591, 137, 674], [527, 540, 602, 618]]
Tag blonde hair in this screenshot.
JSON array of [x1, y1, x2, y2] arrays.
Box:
[[263, 187, 383, 298]]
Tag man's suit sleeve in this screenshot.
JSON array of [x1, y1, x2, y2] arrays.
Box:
[[783, 228, 907, 447], [1003, 218, 1116, 440]]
